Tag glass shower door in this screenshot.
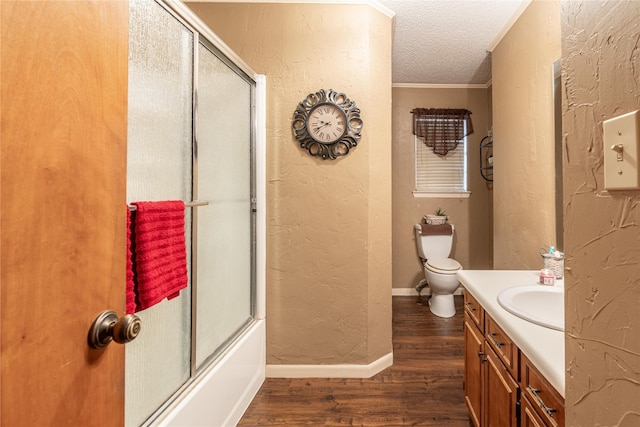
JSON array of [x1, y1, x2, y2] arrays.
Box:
[[124, 1, 257, 425], [125, 1, 193, 426], [194, 40, 254, 368]]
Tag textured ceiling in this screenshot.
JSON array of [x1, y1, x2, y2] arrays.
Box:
[[377, 0, 527, 85]]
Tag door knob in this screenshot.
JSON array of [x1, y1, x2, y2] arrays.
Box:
[[88, 310, 142, 349]]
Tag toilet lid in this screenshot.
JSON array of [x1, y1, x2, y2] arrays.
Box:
[[426, 258, 462, 273]]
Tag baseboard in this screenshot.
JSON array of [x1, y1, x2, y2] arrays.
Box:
[[266, 351, 393, 378], [392, 287, 422, 296], [391, 287, 464, 296]]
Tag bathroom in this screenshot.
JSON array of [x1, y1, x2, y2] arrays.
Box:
[[1, 0, 638, 426], [192, 1, 637, 425]]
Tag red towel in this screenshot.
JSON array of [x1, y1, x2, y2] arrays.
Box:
[[126, 207, 137, 314], [130, 200, 188, 311]]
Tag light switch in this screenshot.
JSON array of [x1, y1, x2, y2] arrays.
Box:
[[603, 110, 640, 190]]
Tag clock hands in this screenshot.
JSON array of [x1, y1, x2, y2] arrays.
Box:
[[312, 120, 332, 133]]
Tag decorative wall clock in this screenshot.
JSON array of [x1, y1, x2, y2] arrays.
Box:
[[292, 89, 363, 160]]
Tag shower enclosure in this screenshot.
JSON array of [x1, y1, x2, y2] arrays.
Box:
[[125, 1, 265, 425]]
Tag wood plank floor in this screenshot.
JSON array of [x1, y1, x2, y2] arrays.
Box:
[[238, 295, 470, 426]]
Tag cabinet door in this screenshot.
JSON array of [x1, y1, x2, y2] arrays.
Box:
[[521, 355, 565, 427], [464, 291, 485, 330], [521, 395, 548, 427], [464, 313, 485, 427], [486, 314, 518, 377], [485, 344, 519, 427]]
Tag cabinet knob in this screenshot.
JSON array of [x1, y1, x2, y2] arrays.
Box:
[[527, 385, 557, 416], [488, 332, 504, 348]]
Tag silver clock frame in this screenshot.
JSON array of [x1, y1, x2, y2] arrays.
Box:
[[292, 89, 363, 160]]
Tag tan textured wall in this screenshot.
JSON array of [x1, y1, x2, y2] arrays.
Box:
[[562, 1, 640, 424], [366, 8, 394, 360], [491, 0, 561, 269], [392, 87, 493, 290], [186, 2, 393, 365]]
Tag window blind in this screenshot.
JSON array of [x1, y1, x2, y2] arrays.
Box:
[[415, 120, 467, 193]]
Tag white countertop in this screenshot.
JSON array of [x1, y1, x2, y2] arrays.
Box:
[[457, 270, 565, 397]]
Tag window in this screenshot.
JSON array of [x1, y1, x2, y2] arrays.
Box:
[[414, 119, 468, 195], [411, 108, 473, 198]]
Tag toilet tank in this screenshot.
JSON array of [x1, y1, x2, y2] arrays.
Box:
[[414, 224, 455, 260]]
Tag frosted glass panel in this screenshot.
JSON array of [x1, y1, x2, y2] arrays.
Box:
[[196, 42, 253, 367], [125, 1, 193, 426]]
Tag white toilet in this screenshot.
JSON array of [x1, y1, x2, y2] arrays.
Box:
[[414, 223, 462, 318]]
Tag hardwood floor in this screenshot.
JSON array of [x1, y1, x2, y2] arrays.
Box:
[[238, 295, 470, 426]]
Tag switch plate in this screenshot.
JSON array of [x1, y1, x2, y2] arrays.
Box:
[[603, 110, 640, 190]]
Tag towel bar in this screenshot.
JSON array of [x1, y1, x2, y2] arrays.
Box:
[[128, 200, 209, 211]]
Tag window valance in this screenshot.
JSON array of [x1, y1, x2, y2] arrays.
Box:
[[411, 108, 474, 156]]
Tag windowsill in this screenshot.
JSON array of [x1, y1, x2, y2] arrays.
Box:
[[412, 191, 471, 199]]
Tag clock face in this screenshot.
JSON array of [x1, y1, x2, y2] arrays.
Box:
[[306, 103, 347, 144]]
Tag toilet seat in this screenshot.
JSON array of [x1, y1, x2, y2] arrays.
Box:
[[426, 258, 462, 274]]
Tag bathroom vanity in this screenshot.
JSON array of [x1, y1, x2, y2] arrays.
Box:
[[457, 270, 565, 427]]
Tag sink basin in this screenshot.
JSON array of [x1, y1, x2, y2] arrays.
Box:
[[497, 285, 564, 331]]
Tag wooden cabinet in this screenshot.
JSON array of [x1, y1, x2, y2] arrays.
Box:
[[464, 311, 484, 427], [463, 291, 564, 427], [464, 291, 520, 427], [521, 355, 565, 427]]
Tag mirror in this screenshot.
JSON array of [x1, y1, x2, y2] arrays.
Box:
[[553, 58, 563, 250]]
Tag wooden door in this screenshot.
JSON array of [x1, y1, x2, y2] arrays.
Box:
[[464, 313, 484, 427], [1, 1, 128, 426]]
